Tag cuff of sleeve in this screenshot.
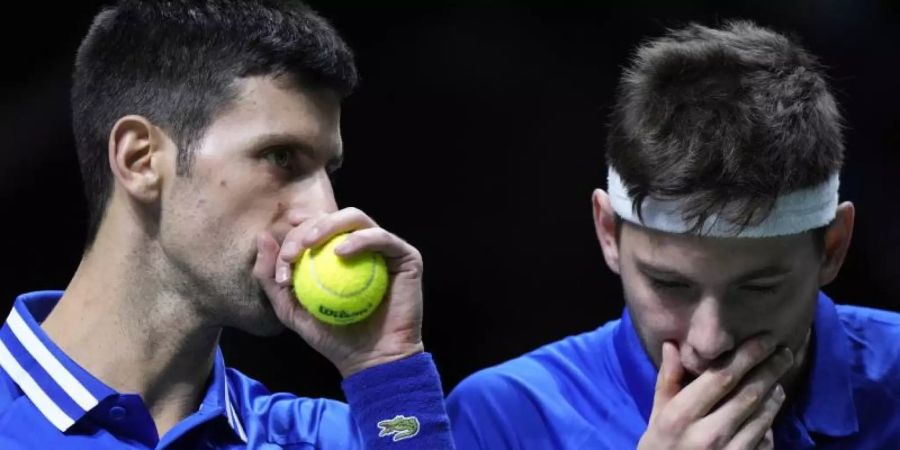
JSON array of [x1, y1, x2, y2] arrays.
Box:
[[342, 352, 455, 449]]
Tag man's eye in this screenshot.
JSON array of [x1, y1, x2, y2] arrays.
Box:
[[742, 284, 779, 294], [650, 278, 689, 290], [265, 148, 293, 170]]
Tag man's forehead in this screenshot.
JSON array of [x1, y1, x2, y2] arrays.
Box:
[[624, 221, 811, 251], [199, 76, 343, 156], [233, 74, 341, 111], [623, 223, 810, 274]]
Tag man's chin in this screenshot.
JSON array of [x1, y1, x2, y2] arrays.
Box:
[[230, 292, 288, 337], [234, 314, 287, 337]]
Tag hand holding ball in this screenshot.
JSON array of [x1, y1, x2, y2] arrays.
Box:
[[292, 233, 389, 325]]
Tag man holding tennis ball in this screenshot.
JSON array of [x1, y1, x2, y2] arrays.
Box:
[[0, 1, 453, 449]]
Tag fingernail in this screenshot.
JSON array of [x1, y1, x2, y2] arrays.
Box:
[[761, 335, 776, 350], [276, 266, 290, 284], [774, 384, 785, 401], [781, 347, 794, 364]]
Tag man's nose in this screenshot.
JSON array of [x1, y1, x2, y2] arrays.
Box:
[[685, 295, 736, 362], [286, 170, 338, 226]]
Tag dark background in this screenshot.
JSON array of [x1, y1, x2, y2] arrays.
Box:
[[1, 1, 898, 401]]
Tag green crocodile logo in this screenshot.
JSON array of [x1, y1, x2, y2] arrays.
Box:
[[377, 415, 420, 442]]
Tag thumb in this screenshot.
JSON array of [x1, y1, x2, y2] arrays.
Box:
[[650, 341, 683, 421], [253, 232, 296, 320]]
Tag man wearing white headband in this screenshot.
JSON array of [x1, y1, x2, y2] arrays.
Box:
[[448, 21, 900, 449]]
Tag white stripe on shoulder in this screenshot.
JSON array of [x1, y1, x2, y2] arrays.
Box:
[[225, 383, 248, 442], [7, 308, 99, 410], [0, 340, 75, 431]]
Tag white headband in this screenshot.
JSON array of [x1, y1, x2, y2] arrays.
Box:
[[607, 168, 840, 238]]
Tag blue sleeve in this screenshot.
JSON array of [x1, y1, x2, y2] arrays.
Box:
[[341, 352, 455, 449]]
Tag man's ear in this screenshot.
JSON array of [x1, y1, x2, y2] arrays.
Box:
[[818, 202, 855, 286], [592, 189, 621, 274], [108, 115, 168, 203]]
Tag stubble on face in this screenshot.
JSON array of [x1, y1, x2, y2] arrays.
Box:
[[617, 223, 821, 385]]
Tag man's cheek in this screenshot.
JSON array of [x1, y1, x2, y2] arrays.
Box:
[[629, 293, 690, 343], [770, 284, 815, 324], [644, 306, 688, 339], [778, 291, 817, 345]]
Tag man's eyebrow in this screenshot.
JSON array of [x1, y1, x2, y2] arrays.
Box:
[[248, 132, 343, 164], [635, 258, 792, 283], [731, 265, 793, 283], [635, 259, 692, 280]]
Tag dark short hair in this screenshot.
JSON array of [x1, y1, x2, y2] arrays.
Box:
[[606, 20, 843, 234], [72, 0, 358, 247]]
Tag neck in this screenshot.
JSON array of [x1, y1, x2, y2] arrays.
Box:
[[41, 215, 220, 437]]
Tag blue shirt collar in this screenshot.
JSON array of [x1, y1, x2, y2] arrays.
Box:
[[612, 305, 656, 421], [0, 291, 246, 442], [205, 347, 249, 443], [794, 292, 858, 437], [612, 291, 858, 438]]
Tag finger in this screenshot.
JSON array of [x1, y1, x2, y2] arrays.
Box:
[[276, 208, 379, 285], [276, 208, 380, 285], [254, 232, 280, 285], [755, 429, 774, 450], [700, 347, 793, 438], [650, 341, 684, 423], [300, 207, 378, 248], [667, 334, 777, 420], [723, 385, 784, 450], [254, 232, 297, 320], [333, 228, 422, 273], [256, 232, 334, 330], [275, 217, 323, 285]]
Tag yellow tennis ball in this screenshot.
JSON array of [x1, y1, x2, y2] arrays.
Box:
[[292, 233, 389, 325]]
